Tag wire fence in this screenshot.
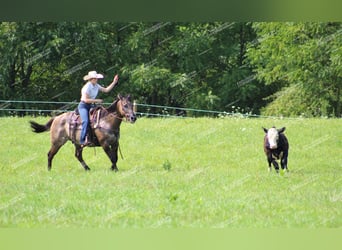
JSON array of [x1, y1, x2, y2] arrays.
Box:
[[0, 99, 330, 120]]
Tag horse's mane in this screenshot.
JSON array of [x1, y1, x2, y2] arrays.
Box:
[[106, 98, 119, 113]]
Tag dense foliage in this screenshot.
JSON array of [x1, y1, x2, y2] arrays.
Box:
[[0, 22, 341, 117], [247, 22, 342, 117]]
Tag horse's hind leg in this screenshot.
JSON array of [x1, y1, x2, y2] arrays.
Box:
[[47, 144, 63, 171], [75, 145, 90, 171]]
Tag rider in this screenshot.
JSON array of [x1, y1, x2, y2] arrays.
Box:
[[78, 71, 119, 147]]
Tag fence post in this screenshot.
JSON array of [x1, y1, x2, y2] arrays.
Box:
[[133, 101, 137, 113]]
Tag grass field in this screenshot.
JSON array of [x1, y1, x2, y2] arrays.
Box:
[[0, 116, 341, 228]]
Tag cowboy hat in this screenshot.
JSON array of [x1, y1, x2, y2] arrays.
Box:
[[83, 71, 104, 81]]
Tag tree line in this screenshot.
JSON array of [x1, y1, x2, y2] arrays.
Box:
[[0, 22, 341, 117]]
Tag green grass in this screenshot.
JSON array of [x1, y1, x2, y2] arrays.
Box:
[[0, 116, 341, 228]]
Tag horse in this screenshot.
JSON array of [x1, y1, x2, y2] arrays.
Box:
[[29, 94, 136, 171], [263, 127, 289, 173]]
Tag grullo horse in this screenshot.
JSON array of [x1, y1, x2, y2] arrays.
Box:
[[30, 94, 136, 171]]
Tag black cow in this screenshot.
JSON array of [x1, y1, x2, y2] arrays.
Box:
[[263, 127, 289, 172]]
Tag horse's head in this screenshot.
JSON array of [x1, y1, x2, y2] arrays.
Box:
[[116, 94, 137, 123]]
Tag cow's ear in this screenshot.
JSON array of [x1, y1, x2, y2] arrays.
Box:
[[278, 127, 286, 133], [263, 127, 268, 133]]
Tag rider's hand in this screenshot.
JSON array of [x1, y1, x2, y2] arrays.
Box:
[[113, 74, 119, 85]]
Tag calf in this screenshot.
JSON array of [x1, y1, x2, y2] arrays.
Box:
[[263, 127, 289, 172]]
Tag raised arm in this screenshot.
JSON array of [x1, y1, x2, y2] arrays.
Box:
[[100, 74, 119, 93]]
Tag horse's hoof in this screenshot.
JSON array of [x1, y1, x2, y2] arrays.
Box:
[[111, 167, 118, 172]]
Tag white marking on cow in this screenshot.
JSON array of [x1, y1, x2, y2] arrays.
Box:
[[267, 127, 279, 149]]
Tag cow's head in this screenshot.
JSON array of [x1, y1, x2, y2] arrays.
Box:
[[263, 127, 286, 149]]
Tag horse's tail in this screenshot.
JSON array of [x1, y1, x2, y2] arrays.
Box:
[[29, 118, 54, 133]]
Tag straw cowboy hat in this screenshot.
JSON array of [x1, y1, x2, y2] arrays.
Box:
[[83, 71, 104, 81]]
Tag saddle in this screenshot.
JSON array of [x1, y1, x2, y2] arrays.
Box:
[[70, 106, 104, 146]]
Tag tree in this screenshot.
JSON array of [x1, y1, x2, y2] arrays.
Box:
[[247, 22, 342, 117], [0, 22, 264, 116]]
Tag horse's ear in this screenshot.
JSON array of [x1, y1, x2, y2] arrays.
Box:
[[263, 127, 268, 133], [127, 94, 131, 101], [278, 127, 286, 133], [117, 94, 123, 100]]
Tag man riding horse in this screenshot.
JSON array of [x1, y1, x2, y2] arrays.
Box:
[[79, 71, 119, 147], [30, 71, 136, 172]]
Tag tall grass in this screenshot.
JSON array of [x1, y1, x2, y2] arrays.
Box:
[[0, 116, 341, 228]]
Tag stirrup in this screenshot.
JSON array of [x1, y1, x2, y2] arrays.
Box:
[[80, 136, 92, 148], [80, 142, 92, 148]]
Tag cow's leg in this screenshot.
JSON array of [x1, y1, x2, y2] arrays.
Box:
[[272, 159, 279, 173], [267, 159, 272, 172], [281, 151, 288, 171], [267, 151, 280, 172], [268, 153, 279, 173], [102, 142, 119, 172], [75, 145, 91, 171], [267, 153, 273, 172]]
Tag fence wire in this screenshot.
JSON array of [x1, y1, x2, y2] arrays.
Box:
[[0, 99, 316, 120]]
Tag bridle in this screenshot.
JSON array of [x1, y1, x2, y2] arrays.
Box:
[[107, 98, 135, 123]]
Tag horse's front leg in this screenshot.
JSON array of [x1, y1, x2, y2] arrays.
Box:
[[102, 142, 119, 172], [75, 145, 91, 171]]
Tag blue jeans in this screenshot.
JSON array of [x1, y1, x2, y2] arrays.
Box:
[[78, 102, 94, 144]]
